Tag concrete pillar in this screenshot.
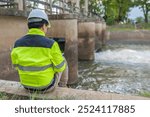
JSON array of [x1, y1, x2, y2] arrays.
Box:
[[65, 21, 78, 84], [95, 21, 103, 51], [73, 0, 80, 12], [76, 0, 80, 12], [78, 22, 95, 60], [101, 22, 107, 46], [0, 16, 27, 81], [45, 0, 52, 14], [84, 0, 88, 16], [14, 0, 24, 11], [65, 0, 80, 13], [64, 0, 69, 14], [58, 0, 62, 14]]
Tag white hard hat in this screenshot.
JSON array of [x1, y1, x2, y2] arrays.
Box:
[[28, 9, 50, 26]]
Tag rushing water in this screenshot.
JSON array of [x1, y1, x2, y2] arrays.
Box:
[[76, 43, 150, 96]]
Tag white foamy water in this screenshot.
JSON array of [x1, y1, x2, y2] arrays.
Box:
[[78, 44, 150, 95], [95, 49, 150, 65]]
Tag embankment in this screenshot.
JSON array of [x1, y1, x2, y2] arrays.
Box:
[[108, 30, 150, 44]]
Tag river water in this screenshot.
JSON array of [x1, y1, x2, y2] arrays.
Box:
[[76, 42, 150, 96]]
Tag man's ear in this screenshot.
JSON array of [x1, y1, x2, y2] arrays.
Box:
[[40, 24, 45, 31]]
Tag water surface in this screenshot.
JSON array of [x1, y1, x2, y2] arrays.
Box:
[[76, 44, 150, 95]]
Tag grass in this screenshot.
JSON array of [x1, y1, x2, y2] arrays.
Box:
[[0, 92, 77, 100], [0, 92, 29, 100], [139, 92, 150, 98], [107, 23, 150, 32]]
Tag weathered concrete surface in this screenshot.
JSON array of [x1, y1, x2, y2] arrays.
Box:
[[78, 22, 95, 38], [0, 52, 18, 81], [0, 16, 27, 81], [0, 8, 28, 17], [78, 22, 95, 60], [0, 80, 149, 100], [78, 38, 95, 60], [101, 22, 107, 45], [109, 30, 150, 40], [107, 30, 150, 45], [0, 16, 27, 52], [95, 21, 106, 51]]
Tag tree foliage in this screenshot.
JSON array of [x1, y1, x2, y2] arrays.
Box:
[[134, 0, 150, 23], [102, 0, 133, 24], [53, 0, 150, 24]]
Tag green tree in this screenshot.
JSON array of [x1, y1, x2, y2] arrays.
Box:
[[135, 16, 144, 23], [102, 0, 133, 24], [134, 0, 150, 23]]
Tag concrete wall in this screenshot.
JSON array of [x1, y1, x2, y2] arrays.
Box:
[[0, 16, 27, 81], [109, 30, 150, 40], [78, 21, 95, 60], [95, 22, 103, 51], [14, 0, 24, 10], [0, 16, 27, 52]]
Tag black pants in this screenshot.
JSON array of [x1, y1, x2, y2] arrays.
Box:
[[24, 77, 56, 92]]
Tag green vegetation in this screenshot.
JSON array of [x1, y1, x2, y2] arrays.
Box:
[[79, 0, 150, 25], [139, 91, 150, 98], [134, 0, 150, 23], [0, 92, 29, 100], [0, 92, 77, 100], [107, 23, 150, 31], [102, 0, 133, 25]]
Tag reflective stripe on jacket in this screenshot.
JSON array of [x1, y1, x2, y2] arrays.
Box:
[[11, 28, 66, 88]]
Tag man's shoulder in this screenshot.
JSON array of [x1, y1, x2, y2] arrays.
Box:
[[14, 35, 56, 48]]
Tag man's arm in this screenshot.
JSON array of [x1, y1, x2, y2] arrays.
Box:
[[50, 42, 66, 72]]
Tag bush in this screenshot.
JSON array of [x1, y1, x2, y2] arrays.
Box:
[[106, 18, 116, 25]]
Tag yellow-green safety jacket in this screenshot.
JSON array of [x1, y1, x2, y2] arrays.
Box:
[[11, 28, 66, 89]]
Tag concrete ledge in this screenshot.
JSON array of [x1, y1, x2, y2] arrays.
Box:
[[109, 30, 150, 40], [48, 14, 78, 20], [0, 8, 27, 17], [0, 80, 149, 100]]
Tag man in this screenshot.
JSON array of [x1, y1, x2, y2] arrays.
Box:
[[11, 9, 68, 92]]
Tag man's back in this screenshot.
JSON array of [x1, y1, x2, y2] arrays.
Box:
[[11, 28, 66, 90], [11, 9, 68, 91]]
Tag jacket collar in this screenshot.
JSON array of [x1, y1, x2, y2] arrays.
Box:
[[27, 28, 45, 36]]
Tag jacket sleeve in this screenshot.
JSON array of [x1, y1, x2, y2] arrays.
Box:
[[11, 48, 18, 69], [50, 42, 66, 72]]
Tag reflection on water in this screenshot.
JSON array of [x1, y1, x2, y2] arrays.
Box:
[[76, 44, 150, 95]]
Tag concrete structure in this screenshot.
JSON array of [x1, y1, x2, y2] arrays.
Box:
[[45, 0, 52, 14], [0, 79, 149, 100], [95, 21, 107, 51], [109, 30, 150, 40], [84, 0, 88, 16], [101, 22, 107, 46], [78, 21, 95, 60], [95, 21, 103, 51], [0, 15, 27, 81], [14, 0, 25, 11]]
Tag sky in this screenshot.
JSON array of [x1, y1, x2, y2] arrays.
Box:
[[128, 7, 144, 20]]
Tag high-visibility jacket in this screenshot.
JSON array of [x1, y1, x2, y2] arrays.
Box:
[[11, 28, 66, 89]]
